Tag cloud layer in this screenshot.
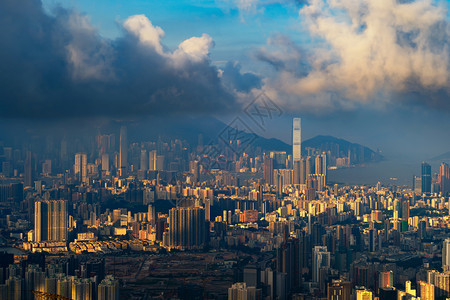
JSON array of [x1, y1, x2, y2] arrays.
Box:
[[258, 0, 450, 113], [0, 0, 240, 119]]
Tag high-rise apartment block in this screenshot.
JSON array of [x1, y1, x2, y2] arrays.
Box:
[[34, 200, 68, 242], [168, 207, 205, 249], [443, 238, 450, 267], [74, 153, 87, 183]]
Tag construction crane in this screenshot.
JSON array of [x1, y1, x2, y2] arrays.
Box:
[[32, 290, 72, 300]]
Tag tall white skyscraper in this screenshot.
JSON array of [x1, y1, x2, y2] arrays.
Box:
[[293, 118, 301, 163], [119, 125, 128, 176], [443, 238, 450, 267]]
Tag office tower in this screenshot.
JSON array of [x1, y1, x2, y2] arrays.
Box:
[[149, 150, 157, 171], [293, 118, 301, 162], [440, 163, 450, 195], [98, 275, 119, 300], [277, 239, 303, 292], [119, 125, 128, 176], [74, 153, 87, 183], [24, 151, 35, 187], [356, 288, 373, 300], [168, 207, 205, 249], [34, 200, 68, 242], [243, 266, 260, 288], [379, 271, 393, 289], [148, 204, 155, 224], [413, 175, 422, 194], [263, 156, 274, 185], [293, 160, 300, 185], [327, 280, 351, 300], [270, 151, 287, 169], [261, 268, 275, 300], [156, 155, 165, 171], [418, 281, 435, 300], [312, 246, 330, 283], [228, 282, 261, 300], [101, 153, 109, 172], [422, 162, 431, 194], [190, 160, 200, 184], [443, 238, 450, 267], [140, 149, 148, 171]]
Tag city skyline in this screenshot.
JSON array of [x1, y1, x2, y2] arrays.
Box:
[[2, 0, 450, 299]]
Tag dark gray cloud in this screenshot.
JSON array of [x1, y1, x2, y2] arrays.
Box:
[[221, 61, 261, 92], [0, 0, 240, 119]]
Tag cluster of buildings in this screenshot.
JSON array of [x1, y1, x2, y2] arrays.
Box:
[[0, 119, 450, 299]]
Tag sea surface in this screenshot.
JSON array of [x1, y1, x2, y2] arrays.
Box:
[[327, 157, 446, 187]]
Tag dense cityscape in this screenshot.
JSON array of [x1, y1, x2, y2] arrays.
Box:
[[3, 0, 450, 299], [0, 117, 448, 300]]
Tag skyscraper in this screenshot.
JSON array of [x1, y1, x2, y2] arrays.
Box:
[[169, 207, 205, 249], [149, 150, 157, 171], [306, 156, 314, 179], [34, 200, 68, 242], [312, 246, 330, 283], [443, 238, 450, 267], [440, 163, 450, 195], [263, 156, 274, 185], [140, 149, 148, 171], [24, 151, 35, 187], [276, 239, 303, 293], [74, 153, 87, 183], [119, 125, 128, 176], [293, 160, 300, 185], [293, 118, 301, 163], [422, 162, 431, 194]]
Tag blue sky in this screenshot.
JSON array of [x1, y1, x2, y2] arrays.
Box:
[[41, 0, 302, 70]]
